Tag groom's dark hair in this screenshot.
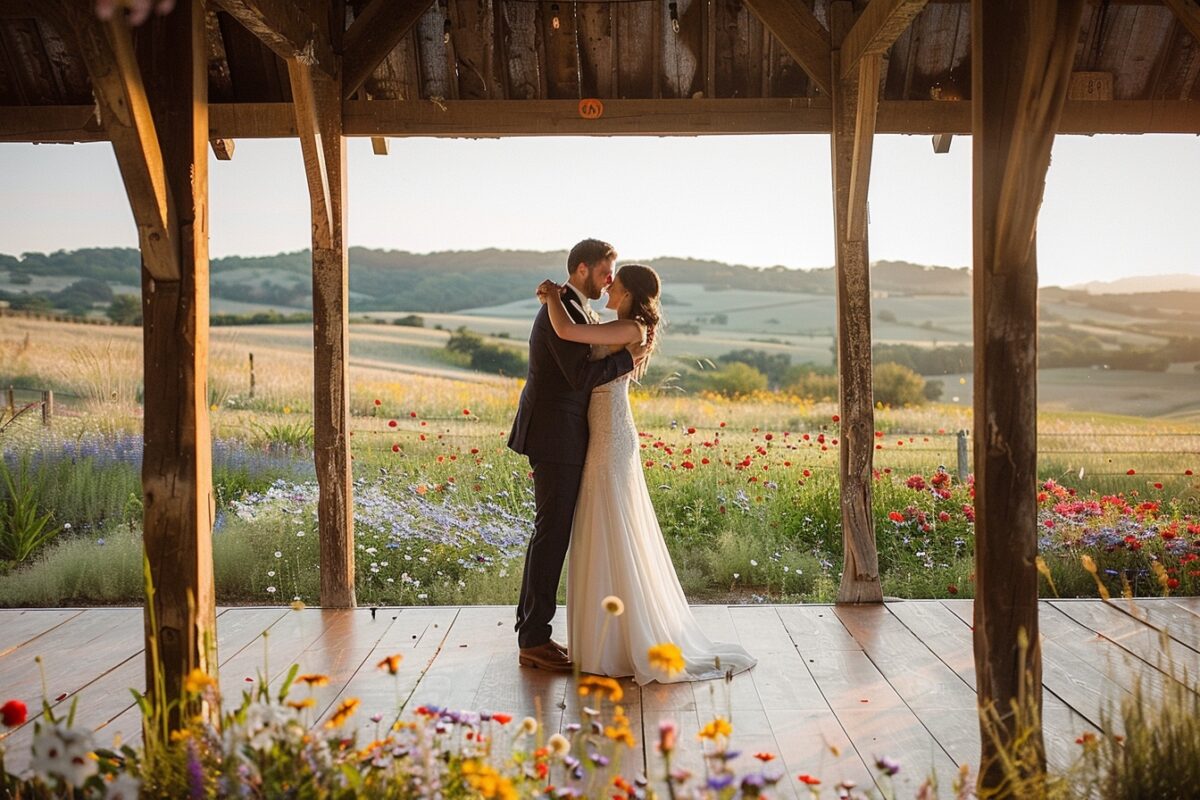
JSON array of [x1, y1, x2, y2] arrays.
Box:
[[566, 239, 616, 274]]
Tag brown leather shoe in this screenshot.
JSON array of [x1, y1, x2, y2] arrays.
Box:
[[549, 639, 568, 656], [519, 641, 573, 672]]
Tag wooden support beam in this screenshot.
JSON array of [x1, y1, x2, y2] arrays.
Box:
[[212, 0, 335, 77], [741, 0, 833, 95], [1164, 0, 1200, 46], [932, 132, 953, 152], [341, 0, 434, 99], [55, 0, 179, 282], [7, 98, 1200, 142], [287, 58, 333, 245], [303, 68, 356, 610], [210, 138, 235, 159], [846, 54, 880, 241], [830, 1, 882, 605], [840, 0, 929, 80], [105, 0, 216, 728], [370, 135, 388, 154], [971, 0, 1085, 790]]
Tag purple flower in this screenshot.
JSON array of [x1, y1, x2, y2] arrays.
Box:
[[706, 773, 735, 790], [875, 755, 901, 776]]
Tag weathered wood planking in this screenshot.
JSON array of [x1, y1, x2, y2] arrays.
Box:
[[0, 608, 85, 659]]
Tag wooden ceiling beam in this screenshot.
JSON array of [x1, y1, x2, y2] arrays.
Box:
[[54, 0, 179, 281], [741, 0, 833, 95], [286, 58, 332, 245], [211, 0, 335, 78], [6, 98, 1200, 140], [210, 137, 235, 159], [840, 0, 930, 80], [341, 0, 434, 99], [1164, 0, 1200, 45]]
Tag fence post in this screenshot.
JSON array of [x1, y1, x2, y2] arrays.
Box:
[[6, 387, 13, 418], [249, 352, 256, 399], [956, 429, 969, 482], [41, 390, 54, 427]]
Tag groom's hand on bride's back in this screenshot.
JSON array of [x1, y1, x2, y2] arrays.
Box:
[[626, 339, 650, 365]]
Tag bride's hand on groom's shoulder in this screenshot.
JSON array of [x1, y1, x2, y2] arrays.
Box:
[[626, 339, 650, 363], [536, 279, 561, 305]]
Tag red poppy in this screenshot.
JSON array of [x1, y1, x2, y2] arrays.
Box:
[[1127, 469, 1136, 475], [754, 752, 776, 762], [388, 419, 397, 428], [492, 713, 513, 725], [687, 427, 696, 434], [831, 414, 840, 422], [391, 444, 400, 453], [681, 461, 695, 469], [798, 774, 821, 785], [947, 584, 959, 594], [1, 699, 27, 727], [373, 399, 382, 406], [410, 411, 418, 417], [888, 511, 905, 523], [463, 409, 471, 416]]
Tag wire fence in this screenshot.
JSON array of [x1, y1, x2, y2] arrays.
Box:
[[5, 383, 1197, 478]]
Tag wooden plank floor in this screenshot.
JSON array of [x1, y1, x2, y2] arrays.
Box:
[[1, 599, 1196, 794]]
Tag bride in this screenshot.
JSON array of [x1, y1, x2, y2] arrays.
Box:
[[535, 265, 756, 685]]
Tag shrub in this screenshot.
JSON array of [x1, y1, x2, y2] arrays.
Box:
[[106, 294, 142, 326], [393, 314, 425, 327], [873, 362, 927, 407], [699, 362, 767, 397]]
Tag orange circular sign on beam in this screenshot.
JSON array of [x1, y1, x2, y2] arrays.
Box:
[[578, 99, 604, 120]]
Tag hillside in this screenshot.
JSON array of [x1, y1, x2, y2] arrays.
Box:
[[1, 247, 973, 313]]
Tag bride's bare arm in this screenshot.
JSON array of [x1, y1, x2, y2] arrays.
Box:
[[541, 283, 643, 346]]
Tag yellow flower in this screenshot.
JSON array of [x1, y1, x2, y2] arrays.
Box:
[[290, 600, 306, 611], [325, 697, 360, 728], [602, 595, 624, 616], [578, 676, 623, 703], [698, 716, 732, 740], [377, 653, 403, 675], [648, 643, 685, 676], [184, 668, 216, 695], [287, 697, 316, 710], [461, 759, 519, 800], [209, 404, 218, 412], [296, 673, 330, 687], [283, 406, 292, 415]]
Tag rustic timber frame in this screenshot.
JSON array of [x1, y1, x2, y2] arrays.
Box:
[[3, 0, 1199, 791]]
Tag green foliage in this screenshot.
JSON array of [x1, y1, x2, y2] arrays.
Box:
[[717, 349, 792, 389], [873, 362, 927, 407], [106, 294, 142, 326], [445, 327, 528, 376], [251, 420, 315, 448], [923, 378, 944, 401], [784, 368, 839, 401], [0, 459, 57, 563], [393, 314, 425, 327], [210, 310, 313, 326], [874, 342, 973, 375], [688, 362, 767, 397]]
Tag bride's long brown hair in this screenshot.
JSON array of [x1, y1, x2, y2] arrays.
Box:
[[616, 264, 662, 371]]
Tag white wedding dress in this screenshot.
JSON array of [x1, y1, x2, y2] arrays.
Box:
[[567, 371, 757, 685]]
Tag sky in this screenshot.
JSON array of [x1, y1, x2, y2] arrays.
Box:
[[0, 132, 1197, 287]]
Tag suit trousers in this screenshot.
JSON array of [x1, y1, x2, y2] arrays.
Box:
[[515, 458, 583, 649]]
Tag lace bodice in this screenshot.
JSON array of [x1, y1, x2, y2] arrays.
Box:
[[587, 373, 637, 466]]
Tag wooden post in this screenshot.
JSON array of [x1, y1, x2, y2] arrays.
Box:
[[248, 352, 256, 399], [972, 0, 1085, 791], [288, 56, 355, 608], [6, 387, 13, 419], [40, 390, 53, 427], [55, 0, 217, 726], [830, 1, 881, 604], [139, 0, 217, 725]]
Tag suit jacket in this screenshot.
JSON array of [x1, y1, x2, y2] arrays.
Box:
[[507, 293, 635, 465]]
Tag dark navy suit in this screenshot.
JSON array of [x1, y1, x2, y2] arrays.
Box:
[[508, 292, 634, 648]]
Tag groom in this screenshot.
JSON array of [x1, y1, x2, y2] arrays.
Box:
[[508, 238, 644, 671]]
